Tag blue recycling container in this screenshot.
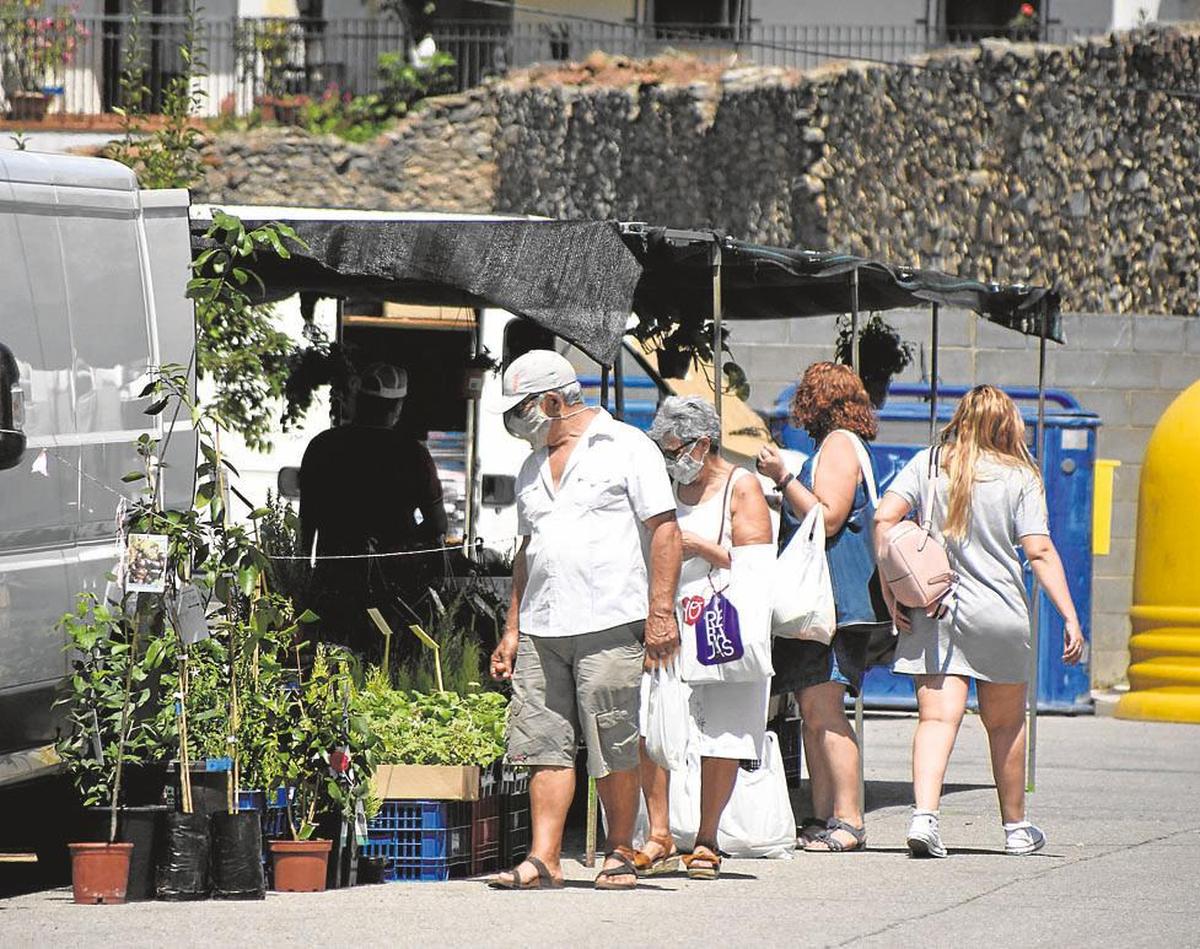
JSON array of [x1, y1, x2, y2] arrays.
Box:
[[769, 383, 1099, 713]]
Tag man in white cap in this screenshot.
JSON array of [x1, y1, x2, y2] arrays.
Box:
[[299, 362, 446, 657], [488, 349, 682, 891]]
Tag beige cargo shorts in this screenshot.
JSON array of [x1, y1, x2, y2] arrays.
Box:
[[506, 621, 644, 779]]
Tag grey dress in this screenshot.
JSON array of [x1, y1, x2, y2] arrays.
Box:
[[886, 449, 1049, 683]]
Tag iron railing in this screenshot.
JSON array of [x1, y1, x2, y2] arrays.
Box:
[[0, 15, 1096, 119]]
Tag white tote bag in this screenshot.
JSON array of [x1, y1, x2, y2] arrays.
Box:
[[643, 660, 691, 772], [771, 503, 836, 643], [682, 543, 776, 684], [772, 429, 878, 643], [716, 731, 795, 859]]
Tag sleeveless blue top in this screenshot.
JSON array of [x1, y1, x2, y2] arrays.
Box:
[[778, 442, 887, 629]]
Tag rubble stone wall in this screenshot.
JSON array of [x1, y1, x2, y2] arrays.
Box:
[[196, 26, 1200, 317]]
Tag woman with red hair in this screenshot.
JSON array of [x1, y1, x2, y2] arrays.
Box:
[[757, 362, 890, 853]]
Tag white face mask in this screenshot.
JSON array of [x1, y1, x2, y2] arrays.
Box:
[[665, 439, 706, 484]]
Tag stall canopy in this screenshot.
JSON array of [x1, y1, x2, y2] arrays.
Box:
[[189, 210, 1062, 365]]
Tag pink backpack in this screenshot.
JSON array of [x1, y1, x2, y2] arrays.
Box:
[[879, 447, 957, 618]]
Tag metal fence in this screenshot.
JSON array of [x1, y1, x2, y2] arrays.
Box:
[[0, 15, 1095, 120]]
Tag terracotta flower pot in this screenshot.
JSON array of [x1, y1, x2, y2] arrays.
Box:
[[268, 838, 332, 892], [9, 91, 50, 122], [69, 842, 133, 905]]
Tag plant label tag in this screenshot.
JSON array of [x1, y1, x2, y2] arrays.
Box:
[[355, 800, 368, 846], [174, 583, 210, 646], [124, 533, 169, 593]]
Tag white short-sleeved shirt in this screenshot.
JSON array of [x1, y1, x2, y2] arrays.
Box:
[[885, 448, 1049, 682], [516, 409, 676, 638]]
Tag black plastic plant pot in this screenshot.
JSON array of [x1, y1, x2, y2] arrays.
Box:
[[210, 810, 265, 900], [171, 763, 232, 818], [84, 805, 169, 901], [156, 811, 211, 901]]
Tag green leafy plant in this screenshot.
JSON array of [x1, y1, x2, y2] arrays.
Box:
[[835, 313, 915, 381], [376, 48, 456, 115], [355, 671, 507, 767], [189, 211, 306, 452]]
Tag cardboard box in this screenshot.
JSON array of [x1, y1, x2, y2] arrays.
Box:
[[372, 764, 481, 802]]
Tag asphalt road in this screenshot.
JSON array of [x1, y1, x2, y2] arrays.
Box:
[[3, 714, 1198, 948]]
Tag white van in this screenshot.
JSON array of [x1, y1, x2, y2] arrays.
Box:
[[0, 152, 195, 784]]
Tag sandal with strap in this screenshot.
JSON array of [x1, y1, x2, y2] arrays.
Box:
[[797, 815, 826, 847], [488, 855, 563, 890], [633, 834, 680, 876], [804, 818, 867, 853], [594, 847, 639, 891], [682, 843, 722, 880]]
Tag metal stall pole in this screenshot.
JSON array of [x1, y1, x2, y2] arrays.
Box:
[[614, 357, 626, 422], [849, 269, 861, 373], [1027, 309, 1049, 793], [600, 365, 610, 412], [712, 237, 724, 433], [929, 304, 940, 442], [849, 268, 865, 802]]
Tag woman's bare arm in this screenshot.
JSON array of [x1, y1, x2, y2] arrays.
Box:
[[1021, 534, 1085, 663]]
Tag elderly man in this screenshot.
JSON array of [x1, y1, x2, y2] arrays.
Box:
[[488, 349, 682, 890]]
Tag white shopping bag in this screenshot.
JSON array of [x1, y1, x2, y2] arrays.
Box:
[[771, 504, 836, 644], [682, 543, 776, 684], [643, 660, 691, 773], [717, 731, 795, 859]]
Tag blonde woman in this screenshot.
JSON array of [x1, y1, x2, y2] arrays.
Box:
[[874, 385, 1084, 859]]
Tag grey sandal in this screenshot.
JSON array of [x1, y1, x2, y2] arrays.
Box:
[[489, 855, 563, 889], [797, 815, 826, 846], [804, 818, 867, 853]]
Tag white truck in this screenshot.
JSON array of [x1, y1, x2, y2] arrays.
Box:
[[0, 152, 196, 785]]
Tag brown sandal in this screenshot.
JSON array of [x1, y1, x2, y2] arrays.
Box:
[[594, 847, 639, 890], [488, 855, 563, 890], [682, 843, 722, 880], [633, 834, 680, 876]]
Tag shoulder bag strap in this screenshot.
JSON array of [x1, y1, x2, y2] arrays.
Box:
[[811, 429, 879, 508], [921, 445, 940, 532], [705, 469, 738, 593]]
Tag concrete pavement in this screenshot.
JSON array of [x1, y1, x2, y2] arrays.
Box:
[[2, 714, 1198, 948]]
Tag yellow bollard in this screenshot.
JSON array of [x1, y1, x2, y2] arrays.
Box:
[[1116, 379, 1200, 724]]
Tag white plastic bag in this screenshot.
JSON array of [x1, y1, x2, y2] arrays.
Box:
[[717, 731, 795, 859], [643, 661, 691, 772], [683, 543, 776, 684], [771, 504, 836, 643]]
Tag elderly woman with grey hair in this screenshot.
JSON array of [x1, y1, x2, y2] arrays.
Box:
[[635, 395, 773, 879]]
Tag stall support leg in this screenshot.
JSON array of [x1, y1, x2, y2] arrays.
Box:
[[929, 304, 940, 442], [711, 238, 724, 433], [600, 365, 610, 412], [614, 357, 626, 422], [1027, 313, 1049, 794], [849, 269, 861, 373]]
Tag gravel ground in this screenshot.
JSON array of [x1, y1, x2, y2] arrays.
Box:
[[2, 714, 1198, 948]]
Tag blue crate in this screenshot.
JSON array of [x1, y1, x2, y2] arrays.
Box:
[[362, 800, 471, 882]]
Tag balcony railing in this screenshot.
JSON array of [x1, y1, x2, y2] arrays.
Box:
[[0, 15, 1094, 120]]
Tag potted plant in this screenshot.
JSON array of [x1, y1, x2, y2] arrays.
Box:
[[836, 313, 915, 409], [58, 593, 162, 904], [266, 643, 372, 892], [0, 1, 88, 121]]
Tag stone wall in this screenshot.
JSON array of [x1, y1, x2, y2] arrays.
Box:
[[196, 26, 1200, 317], [731, 309, 1200, 690]]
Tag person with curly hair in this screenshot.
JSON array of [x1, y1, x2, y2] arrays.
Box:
[[756, 362, 891, 853]]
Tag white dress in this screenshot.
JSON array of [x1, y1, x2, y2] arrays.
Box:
[[640, 467, 769, 760]]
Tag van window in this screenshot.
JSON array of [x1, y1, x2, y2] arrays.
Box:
[[502, 318, 555, 367]]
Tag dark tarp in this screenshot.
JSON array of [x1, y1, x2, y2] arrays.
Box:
[[621, 227, 1064, 343], [189, 216, 643, 365], [189, 215, 1063, 365]]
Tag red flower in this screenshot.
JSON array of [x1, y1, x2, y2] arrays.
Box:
[[1019, 2, 1036, 15], [329, 748, 350, 773]]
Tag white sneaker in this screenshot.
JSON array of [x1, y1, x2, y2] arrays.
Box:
[[1004, 821, 1046, 855], [906, 811, 947, 858]]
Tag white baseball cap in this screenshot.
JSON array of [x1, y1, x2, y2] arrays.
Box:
[[493, 349, 578, 413]]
